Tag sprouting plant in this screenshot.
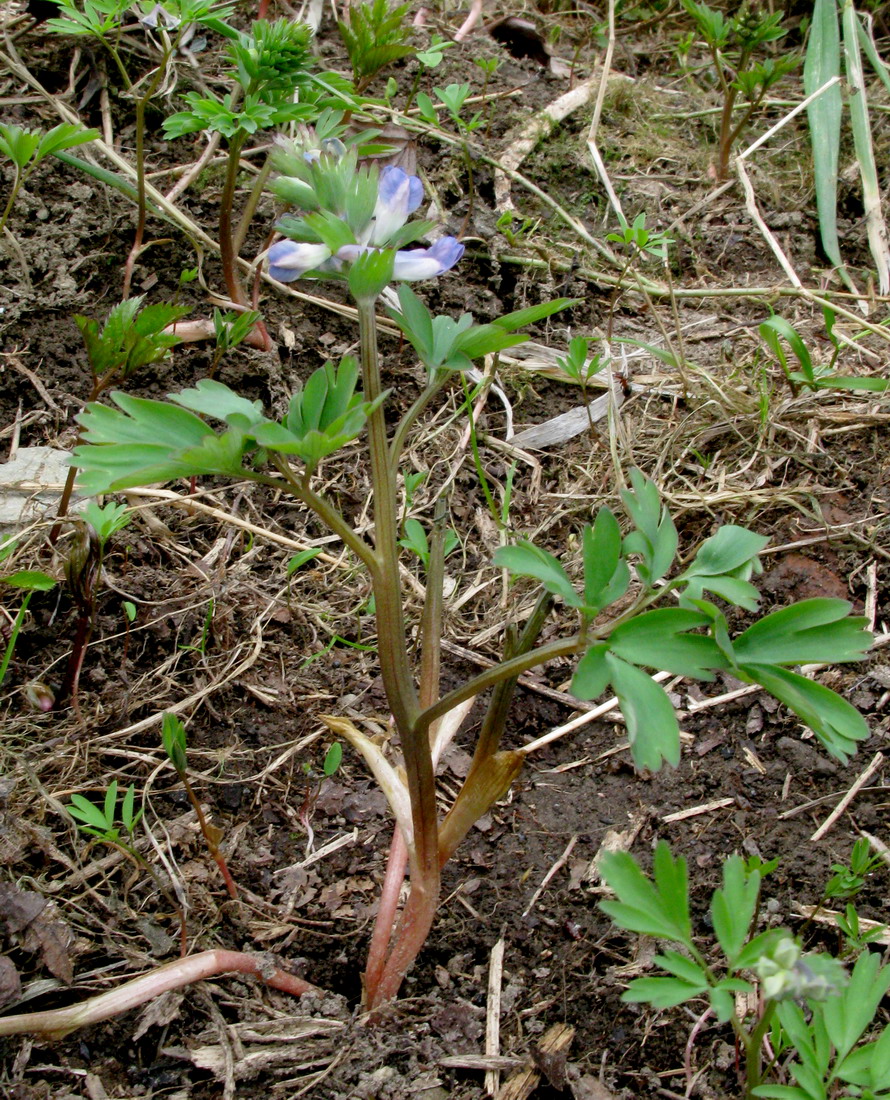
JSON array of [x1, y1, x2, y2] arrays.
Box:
[[760, 311, 890, 396], [599, 842, 890, 1099], [0, 123, 98, 236], [607, 211, 673, 262], [417, 83, 484, 135], [0, 540, 57, 691], [45, 0, 237, 295], [399, 518, 460, 566], [557, 336, 611, 434], [824, 836, 884, 901], [0, 147, 875, 1040], [161, 712, 238, 898], [67, 781, 143, 844], [680, 0, 798, 179], [52, 296, 186, 537], [474, 56, 502, 136], [57, 502, 133, 712], [416, 34, 452, 70], [338, 0, 414, 92], [209, 308, 262, 378]]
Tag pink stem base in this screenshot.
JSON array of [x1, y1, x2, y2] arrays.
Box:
[[0, 950, 315, 1040]]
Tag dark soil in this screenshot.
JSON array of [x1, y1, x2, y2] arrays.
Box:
[[1, 3, 889, 1099]]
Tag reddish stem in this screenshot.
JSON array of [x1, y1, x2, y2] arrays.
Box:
[[365, 876, 439, 1012], [0, 950, 315, 1039], [363, 825, 408, 1001]]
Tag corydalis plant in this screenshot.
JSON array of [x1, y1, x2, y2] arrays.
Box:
[[0, 158, 873, 1040], [599, 843, 890, 1099], [45, 0, 236, 296], [681, 0, 797, 179]]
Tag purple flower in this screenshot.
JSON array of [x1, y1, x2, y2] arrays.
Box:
[[267, 240, 333, 282], [392, 237, 465, 280], [370, 166, 424, 246], [336, 237, 464, 281]]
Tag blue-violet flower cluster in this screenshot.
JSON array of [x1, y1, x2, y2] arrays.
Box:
[[268, 165, 464, 284]]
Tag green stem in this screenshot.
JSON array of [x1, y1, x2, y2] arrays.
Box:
[[0, 591, 33, 686], [0, 174, 21, 237], [417, 634, 585, 737], [356, 297, 440, 1004], [389, 374, 448, 475], [268, 459, 377, 572], [743, 1000, 777, 1097]]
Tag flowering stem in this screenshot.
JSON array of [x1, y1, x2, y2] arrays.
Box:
[[357, 296, 440, 1008], [743, 1000, 777, 1097]]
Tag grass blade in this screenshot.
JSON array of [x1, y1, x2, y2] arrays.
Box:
[[843, 0, 890, 293]]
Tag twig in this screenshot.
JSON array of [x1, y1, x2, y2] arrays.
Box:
[[521, 835, 577, 918], [485, 937, 505, 1097], [810, 751, 886, 841]]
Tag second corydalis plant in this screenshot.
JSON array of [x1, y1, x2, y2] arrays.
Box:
[[45, 0, 236, 296], [31, 155, 873, 1033], [681, 0, 798, 179], [163, 17, 338, 349]]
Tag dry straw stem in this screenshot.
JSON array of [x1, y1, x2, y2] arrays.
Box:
[[810, 750, 886, 841]]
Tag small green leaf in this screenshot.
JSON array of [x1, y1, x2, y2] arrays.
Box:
[[621, 975, 707, 1009], [711, 855, 760, 963], [323, 741, 342, 776], [287, 548, 322, 576], [2, 571, 56, 591]]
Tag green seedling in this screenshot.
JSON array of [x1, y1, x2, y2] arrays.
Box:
[[416, 34, 452, 69], [557, 335, 611, 434], [162, 712, 238, 898], [81, 501, 132, 548], [600, 842, 890, 1099], [824, 836, 883, 901], [8, 149, 875, 1042], [0, 542, 57, 691], [399, 518, 459, 566], [67, 781, 143, 844], [681, 0, 797, 179], [338, 0, 414, 91], [52, 297, 186, 540], [0, 122, 98, 236], [607, 211, 673, 262], [209, 308, 262, 378]]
